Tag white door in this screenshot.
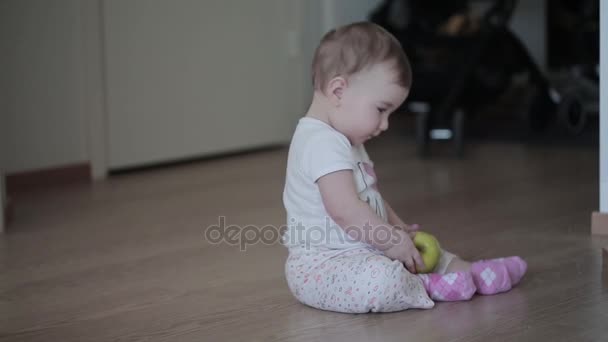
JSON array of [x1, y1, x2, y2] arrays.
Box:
[[103, 0, 294, 169]]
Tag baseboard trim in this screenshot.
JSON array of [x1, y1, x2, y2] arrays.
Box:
[[6, 163, 91, 195]]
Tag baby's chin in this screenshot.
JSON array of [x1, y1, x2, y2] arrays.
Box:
[[347, 133, 376, 145], [354, 136, 373, 145]]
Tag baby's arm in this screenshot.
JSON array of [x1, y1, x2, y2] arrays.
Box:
[[384, 200, 419, 238], [318, 170, 424, 272]]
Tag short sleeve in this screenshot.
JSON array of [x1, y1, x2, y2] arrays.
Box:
[[302, 131, 354, 182]]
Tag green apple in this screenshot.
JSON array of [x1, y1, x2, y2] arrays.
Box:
[[413, 231, 442, 274]]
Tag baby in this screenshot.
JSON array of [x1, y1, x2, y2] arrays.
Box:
[[282, 22, 526, 313]]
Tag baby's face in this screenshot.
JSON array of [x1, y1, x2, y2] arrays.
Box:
[[329, 62, 408, 146]]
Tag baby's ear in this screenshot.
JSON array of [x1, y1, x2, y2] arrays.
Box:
[[327, 76, 347, 106]]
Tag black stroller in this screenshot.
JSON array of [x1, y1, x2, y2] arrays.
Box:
[[370, 0, 560, 157]]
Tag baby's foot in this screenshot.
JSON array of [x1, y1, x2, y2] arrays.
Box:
[[471, 261, 512, 295], [491, 256, 527, 286], [418, 272, 476, 301]]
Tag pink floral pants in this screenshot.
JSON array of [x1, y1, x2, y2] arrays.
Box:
[[285, 245, 456, 313]]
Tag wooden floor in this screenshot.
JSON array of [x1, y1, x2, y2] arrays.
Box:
[[1, 128, 607, 342]]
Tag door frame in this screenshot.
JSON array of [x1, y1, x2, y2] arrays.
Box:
[[80, 0, 108, 180]]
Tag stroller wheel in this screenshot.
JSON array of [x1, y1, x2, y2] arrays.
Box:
[[452, 110, 465, 157], [558, 94, 586, 136], [416, 112, 430, 157]]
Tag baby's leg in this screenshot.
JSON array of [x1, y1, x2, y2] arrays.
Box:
[[489, 257, 528, 285], [416, 250, 476, 301], [439, 251, 527, 295], [470, 257, 527, 294], [285, 247, 434, 313], [444, 257, 471, 273]]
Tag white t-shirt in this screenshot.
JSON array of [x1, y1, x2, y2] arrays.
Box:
[[282, 117, 388, 249]]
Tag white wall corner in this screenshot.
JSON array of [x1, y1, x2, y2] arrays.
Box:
[[0, 133, 5, 233], [601, 0, 607, 213], [80, 0, 108, 180], [0, 171, 5, 233], [321, 0, 336, 34], [1, 63, 5, 233], [287, 0, 306, 124], [510, 0, 547, 71]]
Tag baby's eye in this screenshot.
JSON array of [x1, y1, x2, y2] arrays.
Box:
[[377, 107, 386, 114]]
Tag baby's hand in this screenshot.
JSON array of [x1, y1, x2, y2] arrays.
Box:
[[405, 223, 420, 231], [383, 229, 425, 273], [396, 223, 421, 240]]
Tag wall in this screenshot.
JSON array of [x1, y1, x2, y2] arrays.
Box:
[[601, 0, 607, 212], [0, 0, 88, 174], [103, 0, 295, 169], [0, 0, 305, 175], [1, 66, 5, 231], [298, 0, 324, 108], [509, 0, 547, 70], [0, 0, 561, 177], [0, 167, 4, 233], [321, 0, 383, 33]]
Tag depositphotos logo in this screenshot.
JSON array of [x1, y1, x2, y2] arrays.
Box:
[[204, 216, 406, 251]]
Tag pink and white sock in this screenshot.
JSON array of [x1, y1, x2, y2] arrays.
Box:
[[471, 260, 512, 295], [490, 256, 527, 286], [418, 272, 476, 302]]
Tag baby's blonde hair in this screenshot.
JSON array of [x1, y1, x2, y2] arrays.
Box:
[[312, 22, 411, 93]]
